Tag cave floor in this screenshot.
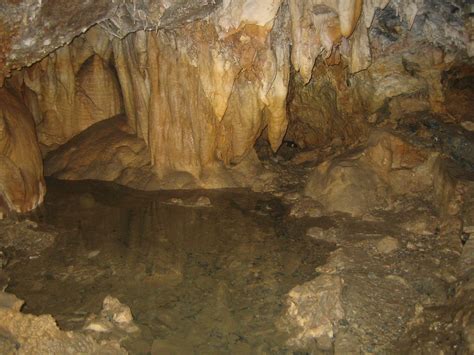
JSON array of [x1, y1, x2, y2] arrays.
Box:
[[1, 175, 470, 354], [4, 178, 333, 353]]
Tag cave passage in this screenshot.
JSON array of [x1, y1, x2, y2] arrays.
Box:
[[0, 0, 473, 354]]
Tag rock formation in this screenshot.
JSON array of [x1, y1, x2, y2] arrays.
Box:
[[0, 1, 473, 353], [44, 116, 160, 190], [0, 88, 45, 214], [12, 29, 123, 151], [305, 129, 439, 216], [0, 0, 471, 216]]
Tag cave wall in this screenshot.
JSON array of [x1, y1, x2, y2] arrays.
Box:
[[0, 0, 472, 213], [8, 27, 123, 152], [286, 0, 471, 151]]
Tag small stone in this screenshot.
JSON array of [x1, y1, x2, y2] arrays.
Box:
[[0, 291, 24, 311], [84, 319, 113, 333], [281, 275, 345, 348], [461, 121, 474, 132], [87, 250, 100, 258], [195, 196, 211, 207], [290, 198, 323, 218], [367, 113, 378, 124], [168, 198, 183, 205], [385, 275, 409, 287], [283, 192, 301, 201], [403, 218, 435, 236], [464, 225, 474, 234], [376, 236, 400, 254], [102, 296, 134, 324], [23, 220, 38, 229], [306, 227, 338, 243]]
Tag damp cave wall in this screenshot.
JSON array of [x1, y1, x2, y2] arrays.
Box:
[[0, 0, 472, 214]]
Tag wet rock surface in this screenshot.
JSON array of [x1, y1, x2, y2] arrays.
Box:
[[1, 148, 472, 353], [0, 88, 45, 214], [3, 178, 332, 353], [280, 197, 468, 353], [44, 115, 279, 191], [0, 0, 472, 353], [305, 129, 439, 216], [44, 116, 160, 190]]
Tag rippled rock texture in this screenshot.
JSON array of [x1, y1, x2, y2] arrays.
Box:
[[0, 88, 45, 214]]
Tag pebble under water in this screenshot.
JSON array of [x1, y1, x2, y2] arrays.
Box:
[[6, 178, 331, 353]]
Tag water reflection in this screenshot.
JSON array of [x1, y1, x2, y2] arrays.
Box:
[[8, 178, 330, 353]]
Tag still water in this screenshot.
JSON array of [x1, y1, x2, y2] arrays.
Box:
[[7, 178, 330, 353]]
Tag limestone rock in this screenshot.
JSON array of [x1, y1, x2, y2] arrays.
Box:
[[43, 115, 270, 190], [0, 307, 126, 354], [306, 226, 338, 244], [289, 197, 324, 218], [305, 152, 386, 216], [0, 88, 45, 214], [0, 1, 221, 83], [0, 219, 56, 256], [19, 0, 393, 185], [195, 196, 212, 208], [84, 295, 139, 334], [376, 236, 400, 254], [354, 55, 427, 114], [305, 129, 439, 216], [112, 18, 290, 180], [0, 292, 24, 311], [44, 116, 161, 190], [19, 43, 123, 150], [281, 274, 345, 349]]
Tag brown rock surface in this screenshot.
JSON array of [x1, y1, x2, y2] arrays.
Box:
[[280, 274, 345, 349], [0, 88, 45, 214], [0, 0, 221, 83], [112, 20, 290, 180], [15, 37, 123, 151], [0, 307, 126, 354], [44, 115, 276, 191], [305, 129, 439, 216], [44, 116, 160, 190]]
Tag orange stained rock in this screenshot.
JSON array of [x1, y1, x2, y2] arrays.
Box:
[[0, 88, 45, 213]]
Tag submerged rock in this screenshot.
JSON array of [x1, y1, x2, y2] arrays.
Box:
[[376, 236, 400, 254], [306, 226, 338, 244], [0, 219, 56, 256], [84, 295, 139, 335]]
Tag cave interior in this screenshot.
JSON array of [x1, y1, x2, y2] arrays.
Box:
[[0, 0, 473, 353]]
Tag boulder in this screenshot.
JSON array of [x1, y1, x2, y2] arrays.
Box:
[[280, 274, 345, 349], [305, 130, 438, 216]]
